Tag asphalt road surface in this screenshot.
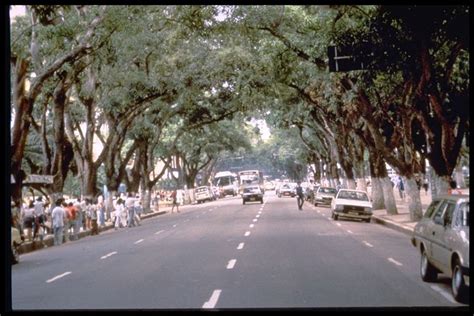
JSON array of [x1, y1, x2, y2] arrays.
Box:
[[11, 191, 468, 310]]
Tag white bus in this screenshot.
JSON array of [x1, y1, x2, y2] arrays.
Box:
[[238, 170, 265, 194], [213, 171, 239, 197]]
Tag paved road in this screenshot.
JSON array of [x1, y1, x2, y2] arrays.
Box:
[[11, 191, 467, 310]]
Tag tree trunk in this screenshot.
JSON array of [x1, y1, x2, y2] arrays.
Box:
[[404, 176, 423, 221], [382, 177, 398, 215], [142, 188, 151, 214], [371, 178, 385, 210], [430, 172, 451, 197], [105, 190, 117, 221]]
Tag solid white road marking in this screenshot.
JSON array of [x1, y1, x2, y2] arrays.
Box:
[[430, 285, 457, 304], [155, 230, 165, 235], [134, 239, 144, 244], [249, 224, 255, 228], [237, 243, 244, 250], [202, 289, 222, 309], [388, 257, 403, 266], [363, 241, 374, 248], [226, 259, 237, 269], [244, 231, 251, 236], [100, 251, 118, 260], [46, 272, 71, 283]]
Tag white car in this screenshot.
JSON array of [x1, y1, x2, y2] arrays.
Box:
[[195, 186, 214, 203], [331, 189, 372, 222]]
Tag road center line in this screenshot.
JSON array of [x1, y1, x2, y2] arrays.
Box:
[[134, 239, 144, 244], [226, 259, 237, 269], [46, 272, 71, 283], [252, 219, 258, 222], [237, 243, 244, 250], [155, 230, 165, 235], [202, 289, 222, 309], [100, 251, 118, 260], [388, 257, 403, 266], [363, 241, 374, 248], [256, 214, 260, 218], [249, 224, 255, 228], [430, 285, 457, 304], [244, 231, 251, 237]]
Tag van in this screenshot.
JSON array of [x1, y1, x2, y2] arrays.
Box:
[[195, 186, 213, 203]]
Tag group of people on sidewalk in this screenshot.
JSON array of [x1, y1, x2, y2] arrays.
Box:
[[12, 193, 144, 247]]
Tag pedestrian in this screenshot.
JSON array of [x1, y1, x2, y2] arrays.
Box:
[[125, 192, 136, 227], [134, 199, 142, 226], [65, 202, 78, 241], [33, 196, 46, 241], [423, 178, 429, 195], [90, 200, 99, 235], [85, 199, 92, 230], [295, 182, 304, 211], [21, 200, 35, 241], [114, 198, 125, 230], [397, 176, 405, 200], [73, 198, 83, 234], [97, 197, 106, 227], [51, 199, 66, 246], [62, 201, 70, 243], [170, 190, 180, 213]]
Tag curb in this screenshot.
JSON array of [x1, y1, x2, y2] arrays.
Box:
[[18, 210, 168, 255], [371, 215, 414, 237]]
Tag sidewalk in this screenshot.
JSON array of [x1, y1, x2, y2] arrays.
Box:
[[371, 188, 469, 237], [17, 202, 182, 255]]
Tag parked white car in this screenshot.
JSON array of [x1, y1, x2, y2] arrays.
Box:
[[411, 194, 469, 303], [331, 189, 372, 222], [195, 186, 214, 203]]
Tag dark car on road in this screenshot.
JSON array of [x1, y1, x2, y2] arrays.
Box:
[[411, 194, 469, 303], [242, 185, 264, 204]]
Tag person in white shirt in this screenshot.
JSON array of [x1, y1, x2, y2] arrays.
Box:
[[51, 199, 66, 246], [21, 201, 35, 241], [114, 199, 125, 230]]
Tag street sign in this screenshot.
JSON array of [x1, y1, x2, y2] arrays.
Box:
[[23, 174, 54, 184], [328, 46, 365, 72]]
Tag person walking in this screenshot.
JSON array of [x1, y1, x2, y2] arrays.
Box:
[[51, 199, 66, 246], [65, 202, 78, 241], [21, 201, 35, 241], [33, 196, 46, 241], [125, 193, 136, 228], [134, 199, 142, 226], [295, 182, 304, 211], [114, 198, 125, 230], [97, 197, 106, 228], [170, 190, 180, 213], [397, 176, 405, 200], [90, 201, 99, 235]]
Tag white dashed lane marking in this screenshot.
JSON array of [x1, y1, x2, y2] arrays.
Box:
[[249, 224, 255, 228], [155, 230, 165, 235], [46, 272, 71, 283], [253, 219, 258, 222], [388, 257, 403, 266], [363, 241, 374, 248], [100, 251, 118, 259], [202, 289, 222, 309], [134, 239, 144, 244], [244, 231, 251, 237], [237, 243, 244, 250], [226, 259, 237, 269]]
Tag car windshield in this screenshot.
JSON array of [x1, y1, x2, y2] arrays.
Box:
[[337, 191, 369, 201], [319, 188, 337, 194], [461, 202, 469, 227]]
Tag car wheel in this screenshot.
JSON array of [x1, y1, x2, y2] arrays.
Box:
[[314, 203, 318, 207], [451, 258, 468, 303], [243, 200, 246, 205], [333, 212, 338, 220], [365, 217, 371, 223], [420, 247, 437, 282]]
